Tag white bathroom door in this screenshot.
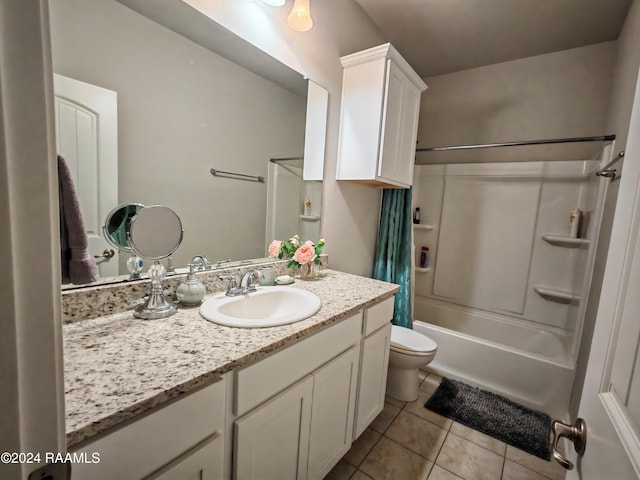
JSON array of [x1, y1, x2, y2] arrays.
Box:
[[567, 70, 640, 479], [54, 74, 119, 277]]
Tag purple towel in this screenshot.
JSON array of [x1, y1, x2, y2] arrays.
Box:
[[58, 155, 99, 284]]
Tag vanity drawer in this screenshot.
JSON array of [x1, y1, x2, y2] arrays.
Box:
[[235, 312, 363, 416], [71, 377, 227, 480], [363, 296, 394, 336]]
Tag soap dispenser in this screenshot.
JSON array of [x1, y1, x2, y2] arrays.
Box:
[[176, 264, 206, 306]]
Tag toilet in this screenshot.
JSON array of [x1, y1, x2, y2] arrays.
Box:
[[386, 325, 438, 402]]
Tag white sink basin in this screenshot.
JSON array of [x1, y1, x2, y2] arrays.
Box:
[[200, 286, 322, 328]]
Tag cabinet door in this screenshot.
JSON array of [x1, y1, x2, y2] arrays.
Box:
[[378, 60, 420, 187], [396, 71, 421, 186], [234, 376, 313, 480], [354, 323, 392, 438], [308, 346, 360, 479], [152, 433, 224, 480]]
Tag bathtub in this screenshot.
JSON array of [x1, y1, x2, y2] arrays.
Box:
[[414, 297, 575, 419]]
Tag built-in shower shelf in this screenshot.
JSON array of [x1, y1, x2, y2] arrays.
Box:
[[541, 234, 590, 247], [300, 215, 321, 222], [415, 267, 432, 273], [413, 224, 435, 230], [533, 285, 581, 304]]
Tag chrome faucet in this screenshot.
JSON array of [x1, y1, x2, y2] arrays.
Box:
[[240, 269, 264, 294], [191, 255, 211, 271], [215, 258, 232, 269], [219, 269, 264, 297]]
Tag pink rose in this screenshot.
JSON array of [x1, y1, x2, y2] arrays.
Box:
[[293, 243, 317, 265], [289, 235, 300, 247], [268, 240, 282, 257]]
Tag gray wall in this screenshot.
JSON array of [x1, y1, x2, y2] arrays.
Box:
[[49, 0, 307, 268], [571, 0, 640, 417], [418, 42, 615, 158]]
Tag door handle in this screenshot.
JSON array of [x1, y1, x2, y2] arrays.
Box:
[[94, 248, 115, 260], [551, 418, 587, 470]]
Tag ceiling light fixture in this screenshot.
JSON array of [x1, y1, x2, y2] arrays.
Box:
[[261, 0, 285, 6], [287, 0, 313, 32]]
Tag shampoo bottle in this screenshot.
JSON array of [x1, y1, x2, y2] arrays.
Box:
[[420, 247, 430, 268], [569, 208, 582, 238], [413, 207, 421, 224]]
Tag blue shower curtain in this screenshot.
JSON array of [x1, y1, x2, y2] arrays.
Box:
[[373, 188, 413, 329]]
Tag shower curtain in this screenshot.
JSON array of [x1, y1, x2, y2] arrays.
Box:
[[373, 188, 413, 328]]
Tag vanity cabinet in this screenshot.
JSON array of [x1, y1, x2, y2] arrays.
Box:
[[234, 346, 359, 480], [70, 378, 228, 480], [233, 297, 394, 479], [233, 313, 362, 480], [68, 295, 395, 480], [336, 43, 427, 188]]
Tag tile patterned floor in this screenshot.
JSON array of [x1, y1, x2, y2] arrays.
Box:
[[325, 371, 567, 480]]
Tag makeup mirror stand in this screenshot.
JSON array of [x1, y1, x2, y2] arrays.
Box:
[[135, 261, 176, 320], [128, 205, 184, 320]]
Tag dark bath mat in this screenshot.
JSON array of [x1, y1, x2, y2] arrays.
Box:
[[425, 377, 551, 460]]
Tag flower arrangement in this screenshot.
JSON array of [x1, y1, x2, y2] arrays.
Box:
[[268, 235, 325, 271]]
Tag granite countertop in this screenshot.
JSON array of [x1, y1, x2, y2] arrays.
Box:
[[64, 269, 399, 448]]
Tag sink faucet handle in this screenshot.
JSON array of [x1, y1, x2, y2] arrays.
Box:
[[218, 273, 241, 296], [215, 258, 232, 269]]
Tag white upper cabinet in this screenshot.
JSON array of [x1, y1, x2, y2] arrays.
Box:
[[336, 43, 427, 188]]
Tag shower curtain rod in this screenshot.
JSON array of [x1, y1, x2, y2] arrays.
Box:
[[415, 134, 616, 152], [269, 157, 303, 178], [270, 156, 304, 163]]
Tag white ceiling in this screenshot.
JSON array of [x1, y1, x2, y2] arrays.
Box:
[[354, 0, 633, 78]]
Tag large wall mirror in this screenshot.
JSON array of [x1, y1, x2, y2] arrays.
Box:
[[50, 0, 328, 288]]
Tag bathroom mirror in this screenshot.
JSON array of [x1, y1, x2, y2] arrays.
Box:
[[103, 203, 145, 252], [51, 0, 327, 288]]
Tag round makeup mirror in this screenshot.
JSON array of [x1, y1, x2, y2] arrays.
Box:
[[103, 203, 145, 279], [103, 203, 145, 252], [128, 205, 183, 260], [128, 205, 183, 320]]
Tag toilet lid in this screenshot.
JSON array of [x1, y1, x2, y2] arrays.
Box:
[[391, 325, 437, 354]]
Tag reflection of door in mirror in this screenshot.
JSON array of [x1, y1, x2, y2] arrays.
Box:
[[54, 74, 118, 277]]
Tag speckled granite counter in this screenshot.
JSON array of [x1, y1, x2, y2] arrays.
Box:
[[64, 270, 399, 448]]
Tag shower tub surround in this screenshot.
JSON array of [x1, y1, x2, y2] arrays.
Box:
[[412, 159, 608, 419], [63, 269, 398, 448]]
